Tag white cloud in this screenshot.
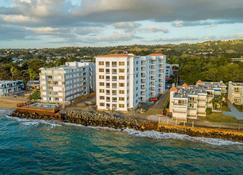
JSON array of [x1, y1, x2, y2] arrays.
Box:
[[1, 14, 35, 23], [145, 26, 169, 33], [27, 27, 58, 33], [173, 20, 184, 27]]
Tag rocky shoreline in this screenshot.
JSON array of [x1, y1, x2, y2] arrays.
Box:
[[11, 110, 243, 142]]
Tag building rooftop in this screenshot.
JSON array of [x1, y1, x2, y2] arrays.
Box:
[[40, 62, 92, 71], [198, 81, 227, 90], [230, 82, 243, 86], [0, 80, 23, 84], [173, 86, 207, 98], [96, 54, 133, 58], [148, 53, 165, 56]]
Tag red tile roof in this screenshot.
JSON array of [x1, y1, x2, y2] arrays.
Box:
[[96, 54, 132, 58], [182, 83, 189, 88], [170, 86, 178, 92], [149, 53, 164, 56]]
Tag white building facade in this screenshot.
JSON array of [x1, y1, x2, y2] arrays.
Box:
[[96, 54, 166, 111], [169, 86, 207, 121], [40, 62, 95, 105], [0, 80, 24, 96], [165, 64, 179, 80], [228, 81, 243, 105]]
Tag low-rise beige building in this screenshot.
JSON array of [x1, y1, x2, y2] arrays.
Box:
[[169, 81, 227, 121], [169, 84, 207, 121], [228, 81, 243, 105]]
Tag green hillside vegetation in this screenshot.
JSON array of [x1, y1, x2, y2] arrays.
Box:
[[1, 40, 243, 84]]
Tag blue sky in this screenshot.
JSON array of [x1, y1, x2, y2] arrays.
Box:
[[0, 0, 243, 48]]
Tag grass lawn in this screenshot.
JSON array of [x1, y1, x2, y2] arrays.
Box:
[[202, 112, 243, 124], [144, 108, 163, 115], [235, 105, 243, 112]]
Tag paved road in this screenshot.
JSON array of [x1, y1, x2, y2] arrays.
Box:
[[224, 102, 243, 120], [152, 90, 169, 109]]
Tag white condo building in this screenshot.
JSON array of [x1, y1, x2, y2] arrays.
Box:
[[40, 62, 95, 105], [228, 81, 243, 105], [96, 54, 166, 111], [169, 81, 227, 121], [0, 80, 24, 96]]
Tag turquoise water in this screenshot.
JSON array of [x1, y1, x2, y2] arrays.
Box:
[[0, 110, 243, 175]]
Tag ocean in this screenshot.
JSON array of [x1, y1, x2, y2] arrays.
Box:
[[0, 109, 243, 175]]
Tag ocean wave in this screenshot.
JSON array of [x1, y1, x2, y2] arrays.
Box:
[[62, 122, 119, 132], [0, 109, 14, 115], [3, 115, 242, 146], [123, 129, 243, 146], [4, 115, 62, 128]]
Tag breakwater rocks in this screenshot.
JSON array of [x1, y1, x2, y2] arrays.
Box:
[[158, 124, 243, 142], [11, 110, 157, 131], [61, 110, 158, 131], [11, 110, 243, 142]]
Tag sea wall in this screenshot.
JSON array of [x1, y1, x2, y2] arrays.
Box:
[[11, 110, 157, 131], [11, 110, 243, 142], [158, 124, 243, 142]]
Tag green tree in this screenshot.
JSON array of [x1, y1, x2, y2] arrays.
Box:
[[29, 90, 41, 100]]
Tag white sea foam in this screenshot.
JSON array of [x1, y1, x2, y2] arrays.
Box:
[[123, 128, 243, 146], [63, 122, 119, 132], [0, 109, 14, 115], [4, 115, 62, 128], [3, 115, 242, 146]]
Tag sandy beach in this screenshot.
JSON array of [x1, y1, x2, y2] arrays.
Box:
[[0, 96, 28, 109]]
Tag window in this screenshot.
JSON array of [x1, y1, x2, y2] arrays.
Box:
[[119, 69, 125, 73], [106, 90, 110, 94], [106, 76, 110, 80], [234, 87, 240, 93], [106, 69, 110, 74], [119, 104, 125, 108], [112, 90, 117, 95], [119, 90, 125, 94], [112, 69, 117, 74], [106, 62, 110, 67], [119, 97, 125, 101], [99, 82, 104, 86], [100, 103, 105, 106], [119, 62, 125, 66], [112, 83, 117, 88], [106, 83, 110, 87], [112, 97, 117, 102], [178, 100, 186, 105], [99, 89, 104, 93], [234, 98, 240, 104], [112, 62, 117, 67], [112, 76, 117, 81], [119, 76, 125, 80], [100, 96, 105, 100], [99, 61, 104, 65], [99, 75, 104, 79], [99, 68, 104, 72], [119, 83, 125, 87]]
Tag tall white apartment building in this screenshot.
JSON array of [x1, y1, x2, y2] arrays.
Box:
[[140, 54, 166, 102], [40, 62, 95, 105], [228, 81, 243, 105], [96, 53, 166, 111]]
